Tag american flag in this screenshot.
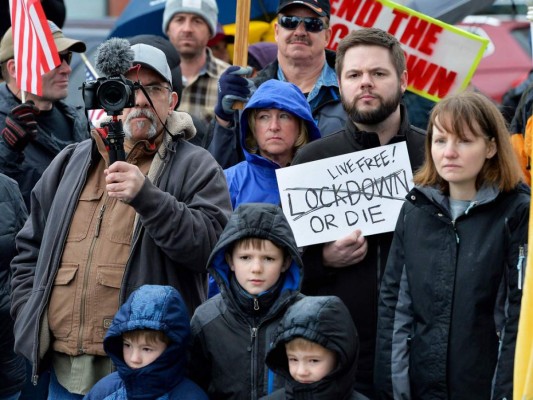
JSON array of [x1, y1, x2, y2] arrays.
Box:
[[83, 57, 106, 126], [10, 0, 60, 96]]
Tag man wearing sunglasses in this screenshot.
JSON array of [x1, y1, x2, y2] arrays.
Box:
[[209, 0, 346, 169], [0, 20, 88, 210]]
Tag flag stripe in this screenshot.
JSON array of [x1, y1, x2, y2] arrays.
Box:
[[10, 0, 59, 96], [84, 65, 106, 126]]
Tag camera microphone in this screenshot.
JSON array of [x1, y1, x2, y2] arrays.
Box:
[[95, 38, 134, 78], [88, 38, 136, 164]]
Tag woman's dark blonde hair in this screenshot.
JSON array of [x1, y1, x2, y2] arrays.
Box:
[[245, 109, 310, 156], [414, 91, 523, 193]]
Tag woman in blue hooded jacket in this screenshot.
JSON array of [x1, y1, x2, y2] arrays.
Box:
[[224, 79, 321, 208]]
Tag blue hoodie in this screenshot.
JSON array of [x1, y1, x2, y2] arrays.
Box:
[[84, 285, 208, 400], [224, 79, 321, 208]]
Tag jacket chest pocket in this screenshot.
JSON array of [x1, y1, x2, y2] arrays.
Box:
[[66, 188, 104, 242], [104, 200, 135, 245]]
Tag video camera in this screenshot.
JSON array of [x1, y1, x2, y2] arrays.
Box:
[[81, 38, 140, 164], [82, 75, 138, 116]]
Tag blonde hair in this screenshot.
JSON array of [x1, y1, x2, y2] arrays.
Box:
[[245, 109, 310, 156], [123, 329, 171, 346], [285, 338, 337, 367], [414, 91, 524, 193], [286, 337, 325, 352]]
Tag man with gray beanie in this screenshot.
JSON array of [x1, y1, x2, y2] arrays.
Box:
[[163, 0, 230, 124], [10, 41, 232, 398]]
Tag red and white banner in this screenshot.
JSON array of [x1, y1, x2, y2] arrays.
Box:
[[328, 0, 489, 101], [10, 0, 60, 96]]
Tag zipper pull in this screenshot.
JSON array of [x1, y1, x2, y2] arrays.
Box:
[[95, 204, 106, 237], [517, 245, 525, 290], [247, 327, 257, 352], [253, 297, 259, 311], [452, 220, 459, 244]]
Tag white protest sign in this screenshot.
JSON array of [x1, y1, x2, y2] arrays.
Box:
[[327, 0, 489, 102], [276, 142, 413, 247]]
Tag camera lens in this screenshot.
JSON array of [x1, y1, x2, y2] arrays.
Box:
[[98, 80, 132, 112]]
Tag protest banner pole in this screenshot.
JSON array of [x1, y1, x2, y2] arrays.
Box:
[[232, 0, 251, 110]]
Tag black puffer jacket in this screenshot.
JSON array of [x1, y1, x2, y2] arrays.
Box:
[[261, 295, 360, 400], [0, 173, 27, 396], [188, 203, 304, 400], [375, 184, 530, 400]]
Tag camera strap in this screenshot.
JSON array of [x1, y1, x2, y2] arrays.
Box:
[[137, 85, 181, 144]]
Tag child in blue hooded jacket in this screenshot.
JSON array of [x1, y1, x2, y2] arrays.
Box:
[[84, 285, 207, 400]]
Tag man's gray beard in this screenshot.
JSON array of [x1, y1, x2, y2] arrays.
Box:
[[342, 87, 402, 126], [123, 109, 157, 141]]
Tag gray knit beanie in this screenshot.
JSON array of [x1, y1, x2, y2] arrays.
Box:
[[162, 0, 218, 38]]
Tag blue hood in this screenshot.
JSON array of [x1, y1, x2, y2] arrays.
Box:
[[240, 80, 321, 168], [103, 285, 191, 399], [208, 203, 302, 302]]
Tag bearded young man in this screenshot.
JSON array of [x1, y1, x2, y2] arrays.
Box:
[[291, 28, 426, 400], [10, 43, 232, 399]]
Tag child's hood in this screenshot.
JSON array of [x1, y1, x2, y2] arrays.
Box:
[[208, 202, 303, 295], [239, 79, 321, 165], [104, 284, 190, 372], [265, 296, 359, 393]]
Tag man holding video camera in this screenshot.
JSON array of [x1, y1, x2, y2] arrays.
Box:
[[10, 41, 232, 398]]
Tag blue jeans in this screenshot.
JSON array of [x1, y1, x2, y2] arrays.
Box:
[[47, 371, 84, 400]]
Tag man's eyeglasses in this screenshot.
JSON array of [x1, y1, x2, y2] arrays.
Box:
[[136, 84, 172, 98], [278, 15, 327, 33], [58, 51, 72, 65]]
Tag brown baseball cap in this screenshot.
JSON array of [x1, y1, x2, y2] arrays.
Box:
[[0, 20, 86, 63]]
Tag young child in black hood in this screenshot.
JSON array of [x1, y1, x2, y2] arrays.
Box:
[[261, 295, 364, 399]]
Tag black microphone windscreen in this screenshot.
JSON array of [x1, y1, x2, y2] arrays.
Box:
[[95, 38, 134, 78]]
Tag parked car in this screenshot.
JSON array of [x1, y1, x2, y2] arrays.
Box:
[[457, 14, 532, 104]]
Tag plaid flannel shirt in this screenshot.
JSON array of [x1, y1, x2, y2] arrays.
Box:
[[180, 48, 230, 124]]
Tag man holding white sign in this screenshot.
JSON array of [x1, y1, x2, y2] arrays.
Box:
[[290, 28, 425, 398]]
